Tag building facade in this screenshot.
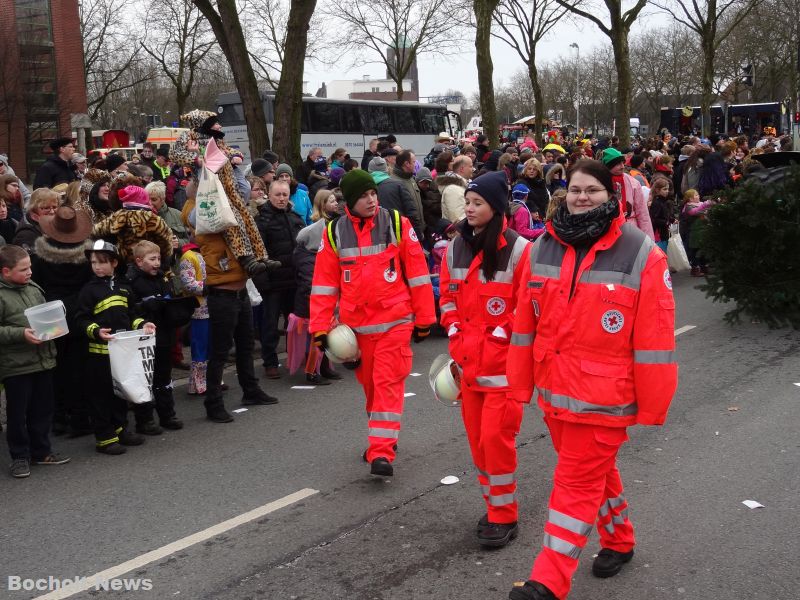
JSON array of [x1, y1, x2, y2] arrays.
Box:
[[0, 0, 88, 181]]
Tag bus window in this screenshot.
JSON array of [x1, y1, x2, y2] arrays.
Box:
[[300, 104, 312, 132], [339, 105, 363, 132], [218, 103, 245, 126], [420, 108, 445, 134], [307, 102, 341, 132], [366, 106, 393, 132], [394, 106, 420, 133]]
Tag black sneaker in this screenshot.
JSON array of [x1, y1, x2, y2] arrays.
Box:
[[160, 417, 184, 430], [508, 580, 557, 600], [135, 421, 164, 436], [476, 512, 489, 534], [96, 442, 127, 455], [207, 408, 234, 423], [10, 458, 30, 478], [477, 521, 518, 548], [592, 548, 634, 578], [242, 390, 279, 405], [118, 431, 145, 446], [370, 457, 393, 477]]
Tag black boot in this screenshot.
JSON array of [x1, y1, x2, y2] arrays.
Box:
[[508, 580, 557, 600], [591, 548, 634, 578], [319, 356, 342, 380], [370, 457, 393, 477], [477, 521, 518, 548]]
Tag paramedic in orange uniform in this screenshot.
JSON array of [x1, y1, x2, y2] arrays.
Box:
[[310, 169, 435, 477], [507, 160, 678, 600], [438, 171, 531, 547]]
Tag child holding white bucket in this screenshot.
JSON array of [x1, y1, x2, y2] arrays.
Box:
[[0, 244, 70, 478], [74, 240, 155, 455]]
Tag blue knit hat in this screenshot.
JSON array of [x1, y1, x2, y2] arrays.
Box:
[[512, 183, 529, 200], [466, 171, 509, 214]]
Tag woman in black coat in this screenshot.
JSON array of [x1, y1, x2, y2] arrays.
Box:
[[255, 180, 305, 378], [515, 158, 550, 216]]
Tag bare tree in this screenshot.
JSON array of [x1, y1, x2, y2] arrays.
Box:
[[493, 0, 569, 138], [0, 32, 24, 160], [654, 0, 763, 135], [325, 0, 469, 100], [80, 0, 151, 121], [272, 0, 318, 168], [475, 0, 502, 149], [554, 0, 648, 147], [141, 1, 217, 117], [193, 0, 271, 156]]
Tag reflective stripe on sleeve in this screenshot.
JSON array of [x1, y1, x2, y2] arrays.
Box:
[[634, 350, 676, 364], [475, 375, 509, 388], [368, 411, 402, 423], [440, 302, 456, 314], [352, 315, 413, 334], [608, 494, 627, 508], [532, 263, 561, 279], [406, 274, 431, 288], [368, 427, 399, 439], [132, 318, 144, 329], [311, 285, 339, 295], [510, 332, 534, 346], [548, 509, 594, 537], [543, 533, 582, 559]]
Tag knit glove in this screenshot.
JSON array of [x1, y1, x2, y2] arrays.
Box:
[[413, 325, 432, 343]]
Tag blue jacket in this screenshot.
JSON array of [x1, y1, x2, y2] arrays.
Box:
[[291, 188, 313, 225]]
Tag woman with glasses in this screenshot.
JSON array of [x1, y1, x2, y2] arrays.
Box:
[[12, 188, 60, 254], [506, 160, 678, 600]]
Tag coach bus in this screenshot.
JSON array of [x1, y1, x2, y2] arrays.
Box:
[[659, 102, 786, 136], [215, 91, 461, 162]]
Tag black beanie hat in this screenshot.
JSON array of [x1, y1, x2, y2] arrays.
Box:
[[340, 169, 377, 210], [105, 153, 126, 172], [466, 171, 509, 215]]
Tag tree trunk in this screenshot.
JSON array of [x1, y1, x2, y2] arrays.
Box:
[[700, 32, 715, 137], [273, 0, 317, 169], [528, 59, 545, 140], [193, 0, 270, 158], [610, 24, 632, 148], [475, 0, 501, 149]]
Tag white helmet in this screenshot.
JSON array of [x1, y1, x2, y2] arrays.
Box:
[[325, 324, 360, 364], [429, 354, 462, 406]]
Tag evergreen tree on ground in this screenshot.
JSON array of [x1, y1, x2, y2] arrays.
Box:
[[700, 165, 800, 328]]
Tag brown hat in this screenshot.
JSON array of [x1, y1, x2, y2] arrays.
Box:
[[39, 206, 92, 244]]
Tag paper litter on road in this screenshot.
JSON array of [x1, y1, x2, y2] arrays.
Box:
[[404, 392, 416, 397], [292, 385, 316, 390], [728, 406, 739, 411], [742, 500, 764, 509], [440, 475, 459, 485], [232, 408, 248, 413], [794, 383, 800, 387], [410, 372, 422, 377]]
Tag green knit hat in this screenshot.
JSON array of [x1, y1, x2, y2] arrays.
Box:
[[601, 147, 625, 168], [340, 169, 377, 209]]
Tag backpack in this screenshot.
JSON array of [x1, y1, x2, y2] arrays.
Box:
[[423, 148, 440, 169]]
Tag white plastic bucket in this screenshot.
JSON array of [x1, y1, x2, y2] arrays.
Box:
[[24, 300, 68, 341]]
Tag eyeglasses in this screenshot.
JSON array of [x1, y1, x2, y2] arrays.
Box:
[[38, 206, 58, 213], [566, 187, 608, 197]]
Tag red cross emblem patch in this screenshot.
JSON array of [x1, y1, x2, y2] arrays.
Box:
[[486, 297, 506, 316], [601, 310, 624, 333]]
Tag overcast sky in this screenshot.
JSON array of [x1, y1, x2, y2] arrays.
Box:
[[303, 8, 671, 102]]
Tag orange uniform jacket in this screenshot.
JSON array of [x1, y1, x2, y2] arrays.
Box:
[[310, 207, 435, 335], [439, 224, 531, 392], [507, 213, 678, 427]]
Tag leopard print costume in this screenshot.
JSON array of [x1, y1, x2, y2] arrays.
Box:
[[93, 209, 174, 265], [170, 111, 266, 261]]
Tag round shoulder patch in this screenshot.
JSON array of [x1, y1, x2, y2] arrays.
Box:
[[408, 228, 419, 243], [486, 297, 506, 316], [318, 237, 325, 252], [601, 310, 624, 334], [384, 268, 398, 283], [663, 268, 672, 290]]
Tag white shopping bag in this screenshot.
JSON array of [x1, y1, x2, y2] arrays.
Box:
[[246, 278, 262, 306], [667, 233, 691, 272], [195, 165, 237, 234], [108, 331, 156, 404]]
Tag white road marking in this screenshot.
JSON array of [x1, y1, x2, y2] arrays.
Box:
[[33, 488, 319, 600], [404, 392, 416, 397], [674, 325, 697, 337], [793, 383, 800, 387]]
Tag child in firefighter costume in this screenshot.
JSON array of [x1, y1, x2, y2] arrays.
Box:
[[506, 160, 678, 600], [438, 171, 531, 547], [310, 169, 435, 477]]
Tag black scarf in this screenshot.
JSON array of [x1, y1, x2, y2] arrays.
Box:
[[551, 198, 620, 246]]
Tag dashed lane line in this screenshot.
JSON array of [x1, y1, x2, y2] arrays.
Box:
[[674, 325, 697, 337], [33, 488, 319, 600]]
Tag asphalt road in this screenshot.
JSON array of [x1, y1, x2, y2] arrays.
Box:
[[1, 271, 799, 600]]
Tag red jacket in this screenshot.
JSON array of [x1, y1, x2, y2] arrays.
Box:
[[507, 213, 678, 427], [310, 206, 435, 334], [439, 223, 530, 392]]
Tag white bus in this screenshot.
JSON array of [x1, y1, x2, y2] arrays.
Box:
[[215, 91, 461, 163]]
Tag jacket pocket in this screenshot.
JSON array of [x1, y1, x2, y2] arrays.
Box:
[[578, 358, 629, 407], [658, 295, 675, 331], [600, 284, 637, 308]]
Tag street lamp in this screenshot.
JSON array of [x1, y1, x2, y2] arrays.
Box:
[[570, 43, 580, 135]]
